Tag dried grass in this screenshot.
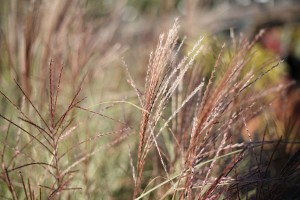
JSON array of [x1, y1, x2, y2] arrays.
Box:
[[1, 1, 300, 199]]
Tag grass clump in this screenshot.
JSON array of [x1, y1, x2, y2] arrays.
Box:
[[1, 1, 300, 199]]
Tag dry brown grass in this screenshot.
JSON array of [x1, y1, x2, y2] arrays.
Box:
[[1, 1, 300, 199]]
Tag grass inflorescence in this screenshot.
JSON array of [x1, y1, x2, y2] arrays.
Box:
[[1, 1, 300, 199]]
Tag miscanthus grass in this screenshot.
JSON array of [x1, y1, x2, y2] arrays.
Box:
[[1, 1, 300, 199]]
